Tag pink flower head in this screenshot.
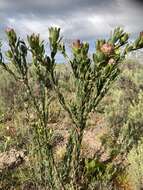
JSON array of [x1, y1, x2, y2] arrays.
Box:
[[108, 58, 115, 65], [5, 27, 14, 33], [101, 43, 114, 55]]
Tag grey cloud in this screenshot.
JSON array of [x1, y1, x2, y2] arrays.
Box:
[[130, 0, 143, 6], [0, 0, 142, 41], [0, 0, 119, 17]]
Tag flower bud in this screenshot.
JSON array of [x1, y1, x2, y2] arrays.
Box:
[[120, 33, 129, 43], [49, 27, 60, 46], [108, 58, 115, 65], [5, 27, 14, 33], [82, 42, 89, 54], [5, 27, 17, 45]]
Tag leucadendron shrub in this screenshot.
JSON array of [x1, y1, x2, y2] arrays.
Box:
[[0, 27, 143, 189]]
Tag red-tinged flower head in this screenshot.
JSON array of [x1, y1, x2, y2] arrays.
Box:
[[140, 31, 143, 37], [72, 39, 82, 49], [100, 43, 114, 55]]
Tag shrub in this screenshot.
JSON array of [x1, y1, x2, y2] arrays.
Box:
[[0, 27, 143, 189]]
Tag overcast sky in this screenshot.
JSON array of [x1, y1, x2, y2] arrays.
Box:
[[0, 0, 143, 41]]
